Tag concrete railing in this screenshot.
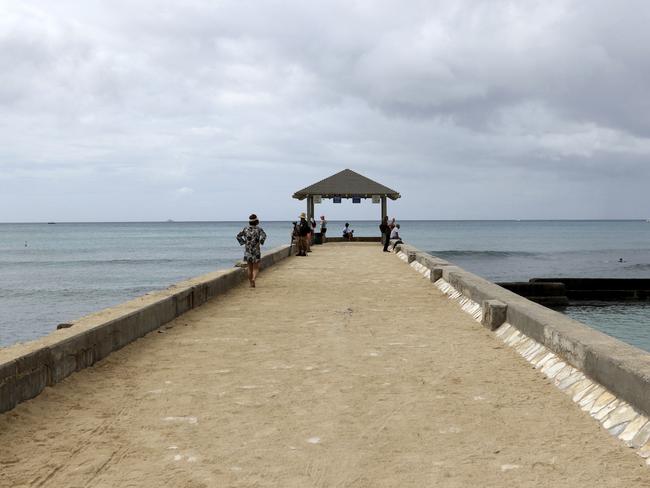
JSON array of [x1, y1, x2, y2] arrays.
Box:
[[0, 245, 292, 413], [394, 243, 650, 418]]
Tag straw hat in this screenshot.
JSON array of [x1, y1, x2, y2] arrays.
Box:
[[299, 212, 306, 219]]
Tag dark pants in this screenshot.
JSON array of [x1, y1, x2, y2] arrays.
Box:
[[383, 232, 391, 251]]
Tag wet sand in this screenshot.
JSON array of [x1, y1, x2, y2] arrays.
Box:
[[0, 243, 648, 487]]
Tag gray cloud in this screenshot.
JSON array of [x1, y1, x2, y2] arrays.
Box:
[[1, 0, 650, 221]]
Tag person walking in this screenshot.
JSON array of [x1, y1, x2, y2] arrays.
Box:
[[236, 214, 267, 287], [320, 215, 327, 243], [379, 216, 391, 252]]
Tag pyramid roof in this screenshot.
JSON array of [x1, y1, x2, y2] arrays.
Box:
[[292, 169, 401, 200]]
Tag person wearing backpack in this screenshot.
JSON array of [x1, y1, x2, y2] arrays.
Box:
[[296, 213, 311, 256]]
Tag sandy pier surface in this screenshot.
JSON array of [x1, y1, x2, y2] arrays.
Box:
[[0, 242, 648, 487]]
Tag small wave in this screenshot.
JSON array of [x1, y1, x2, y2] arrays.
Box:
[[432, 250, 538, 258], [0, 286, 162, 299], [623, 263, 650, 271]]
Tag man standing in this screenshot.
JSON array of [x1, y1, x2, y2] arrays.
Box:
[[296, 213, 311, 256], [379, 216, 391, 252]]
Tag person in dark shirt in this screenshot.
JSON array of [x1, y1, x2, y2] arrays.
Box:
[[296, 213, 311, 256], [379, 216, 391, 252]]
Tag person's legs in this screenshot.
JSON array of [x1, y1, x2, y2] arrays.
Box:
[[252, 262, 260, 285], [247, 262, 254, 285], [383, 234, 390, 252]]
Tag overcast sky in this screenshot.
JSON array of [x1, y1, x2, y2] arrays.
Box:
[[1, 0, 650, 222]]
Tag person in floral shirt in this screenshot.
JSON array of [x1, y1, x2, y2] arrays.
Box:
[[236, 214, 267, 287]]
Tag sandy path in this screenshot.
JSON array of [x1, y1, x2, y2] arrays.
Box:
[[0, 242, 648, 487]]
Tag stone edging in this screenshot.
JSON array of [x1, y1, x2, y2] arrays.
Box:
[[0, 245, 292, 414], [394, 244, 650, 465]]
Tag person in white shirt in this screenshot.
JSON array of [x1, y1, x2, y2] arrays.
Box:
[[342, 223, 354, 240], [389, 224, 403, 248]]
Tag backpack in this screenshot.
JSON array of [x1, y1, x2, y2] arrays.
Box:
[[299, 220, 310, 236]]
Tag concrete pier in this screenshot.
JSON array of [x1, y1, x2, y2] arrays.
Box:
[[0, 243, 648, 487]]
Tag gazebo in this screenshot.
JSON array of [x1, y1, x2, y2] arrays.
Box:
[[292, 169, 401, 220]]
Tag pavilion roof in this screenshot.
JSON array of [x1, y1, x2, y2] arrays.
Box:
[[292, 169, 401, 200]]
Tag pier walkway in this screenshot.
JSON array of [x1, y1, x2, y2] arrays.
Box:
[[0, 243, 647, 487]]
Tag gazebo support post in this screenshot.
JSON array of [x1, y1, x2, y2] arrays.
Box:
[[306, 196, 314, 221], [381, 196, 387, 221]]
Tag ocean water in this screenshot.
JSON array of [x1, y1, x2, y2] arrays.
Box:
[[564, 304, 650, 352], [2, 220, 650, 351]]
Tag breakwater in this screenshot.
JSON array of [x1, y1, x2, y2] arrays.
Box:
[[0, 245, 292, 413], [499, 278, 650, 306], [396, 242, 650, 417], [395, 242, 650, 459], [1, 241, 649, 485], [4, 220, 650, 349]]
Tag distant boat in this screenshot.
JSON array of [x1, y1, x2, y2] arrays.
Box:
[[47, 222, 56, 224], [166, 219, 174, 223]]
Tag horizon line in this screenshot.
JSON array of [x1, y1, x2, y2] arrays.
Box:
[[1, 218, 649, 224]]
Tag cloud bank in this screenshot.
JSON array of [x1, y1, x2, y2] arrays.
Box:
[[1, 0, 649, 220]]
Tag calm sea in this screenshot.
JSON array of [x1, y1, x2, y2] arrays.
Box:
[[2, 220, 650, 352]]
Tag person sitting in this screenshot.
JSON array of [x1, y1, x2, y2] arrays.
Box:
[[342, 223, 354, 240], [390, 224, 403, 248]]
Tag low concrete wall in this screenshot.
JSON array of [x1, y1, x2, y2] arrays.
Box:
[[399, 244, 650, 418], [0, 245, 292, 413]]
